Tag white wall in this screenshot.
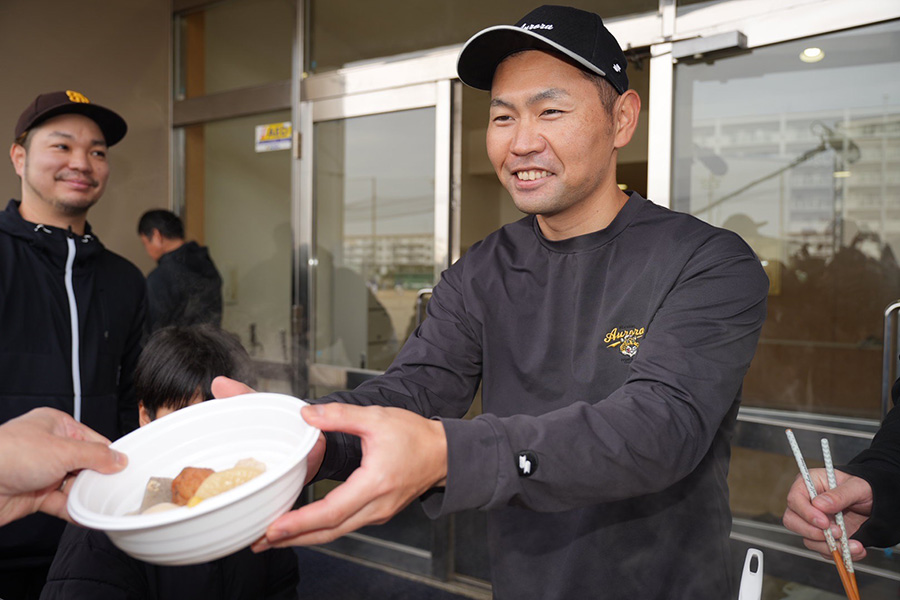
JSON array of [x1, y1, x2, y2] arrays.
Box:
[[0, 0, 171, 274]]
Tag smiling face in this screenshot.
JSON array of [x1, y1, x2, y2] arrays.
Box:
[[486, 50, 640, 239], [10, 113, 109, 231]]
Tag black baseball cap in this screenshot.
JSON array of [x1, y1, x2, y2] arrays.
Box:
[[15, 90, 127, 146], [457, 5, 628, 94]]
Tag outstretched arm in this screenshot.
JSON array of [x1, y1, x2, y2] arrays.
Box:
[[253, 402, 447, 550], [0, 408, 127, 525], [210, 377, 440, 550]]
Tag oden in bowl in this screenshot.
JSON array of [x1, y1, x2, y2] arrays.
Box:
[[67, 393, 319, 566]]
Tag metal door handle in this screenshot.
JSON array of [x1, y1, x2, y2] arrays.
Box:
[[883, 300, 900, 417], [416, 288, 433, 328]]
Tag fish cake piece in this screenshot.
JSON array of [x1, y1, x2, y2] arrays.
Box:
[[187, 461, 266, 507], [171, 467, 214, 506], [234, 458, 265, 472]]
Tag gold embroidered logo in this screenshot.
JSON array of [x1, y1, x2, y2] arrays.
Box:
[[65, 90, 90, 104], [604, 326, 645, 358]]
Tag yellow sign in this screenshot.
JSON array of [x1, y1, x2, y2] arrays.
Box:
[[255, 122, 292, 152]]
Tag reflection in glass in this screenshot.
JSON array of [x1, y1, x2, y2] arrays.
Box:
[[314, 108, 436, 372], [188, 111, 293, 378], [673, 21, 900, 418]]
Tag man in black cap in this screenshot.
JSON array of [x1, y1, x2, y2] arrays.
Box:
[[219, 6, 768, 599], [0, 90, 145, 599]]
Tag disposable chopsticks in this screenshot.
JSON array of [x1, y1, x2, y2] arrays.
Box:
[[785, 429, 860, 600], [821, 438, 860, 599]]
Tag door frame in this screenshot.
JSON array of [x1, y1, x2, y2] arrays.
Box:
[[296, 59, 458, 578], [298, 64, 456, 392]]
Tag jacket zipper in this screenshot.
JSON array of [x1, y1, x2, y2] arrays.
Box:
[[65, 236, 83, 422]]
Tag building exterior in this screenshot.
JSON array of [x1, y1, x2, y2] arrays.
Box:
[[2, 0, 899, 596]]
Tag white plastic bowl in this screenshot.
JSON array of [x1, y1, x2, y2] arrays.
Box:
[[67, 393, 319, 566]]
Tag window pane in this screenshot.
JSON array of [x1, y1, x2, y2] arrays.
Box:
[[672, 21, 900, 418], [306, 0, 656, 73], [314, 108, 436, 373], [176, 0, 294, 99], [182, 110, 293, 392]]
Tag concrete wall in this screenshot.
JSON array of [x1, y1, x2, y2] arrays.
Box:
[[0, 0, 171, 274]]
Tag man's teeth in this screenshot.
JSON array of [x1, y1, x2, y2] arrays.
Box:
[[516, 170, 550, 181]]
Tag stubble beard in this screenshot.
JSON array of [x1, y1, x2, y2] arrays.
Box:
[[23, 171, 101, 219]]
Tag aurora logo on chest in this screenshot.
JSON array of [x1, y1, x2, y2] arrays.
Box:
[[604, 326, 645, 358]]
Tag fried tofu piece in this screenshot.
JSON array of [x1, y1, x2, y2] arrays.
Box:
[[171, 467, 214, 506]]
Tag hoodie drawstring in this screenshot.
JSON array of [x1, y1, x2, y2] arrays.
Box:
[[64, 236, 83, 422]]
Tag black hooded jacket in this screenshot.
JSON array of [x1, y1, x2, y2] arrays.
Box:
[[146, 241, 222, 331], [41, 525, 299, 600], [0, 199, 146, 569], [842, 377, 900, 548]]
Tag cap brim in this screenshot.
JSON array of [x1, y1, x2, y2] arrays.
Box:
[[29, 103, 127, 146], [457, 25, 609, 91]]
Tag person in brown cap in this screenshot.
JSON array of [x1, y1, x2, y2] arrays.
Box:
[[217, 6, 768, 600], [0, 91, 145, 599]]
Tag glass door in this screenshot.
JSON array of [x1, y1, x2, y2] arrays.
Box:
[[198, 111, 294, 392], [664, 10, 900, 597], [312, 105, 440, 377], [298, 79, 453, 576]]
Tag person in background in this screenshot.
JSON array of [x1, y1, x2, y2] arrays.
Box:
[[783, 375, 900, 560], [217, 6, 769, 599], [0, 90, 146, 599], [138, 209, 223, 332], [41, 325, 299, 600]]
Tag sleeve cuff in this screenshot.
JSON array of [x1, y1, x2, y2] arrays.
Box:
[[839, 464, 900, 548], [422, 417, 500, 518], [312, 431, 362, 482]]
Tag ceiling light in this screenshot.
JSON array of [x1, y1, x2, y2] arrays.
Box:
[[833, 171, 851, 178], [800, 47, 825, 63]]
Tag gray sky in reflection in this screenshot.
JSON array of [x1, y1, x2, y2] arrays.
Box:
[[342, 108, 436, 236]]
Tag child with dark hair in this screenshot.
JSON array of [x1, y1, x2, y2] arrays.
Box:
[[41, 326, 299, 600], [134, 325, 256, 423]]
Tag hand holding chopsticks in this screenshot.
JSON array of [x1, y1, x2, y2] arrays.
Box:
[[821, 438, 860, 600], [785, 430, 861, 600], [783, 466, 872, 561]]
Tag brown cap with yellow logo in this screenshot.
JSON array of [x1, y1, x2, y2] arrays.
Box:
[[15, 90, 127, 146]]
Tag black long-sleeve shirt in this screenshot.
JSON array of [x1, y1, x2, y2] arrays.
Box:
[[316, 193, 769, 599]]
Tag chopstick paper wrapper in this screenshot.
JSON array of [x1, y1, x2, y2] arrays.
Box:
[[821, 438, 860, 599], [785, 430, 860, 600]]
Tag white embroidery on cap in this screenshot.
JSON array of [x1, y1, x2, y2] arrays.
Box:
[[521, 23, 554, 30]]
